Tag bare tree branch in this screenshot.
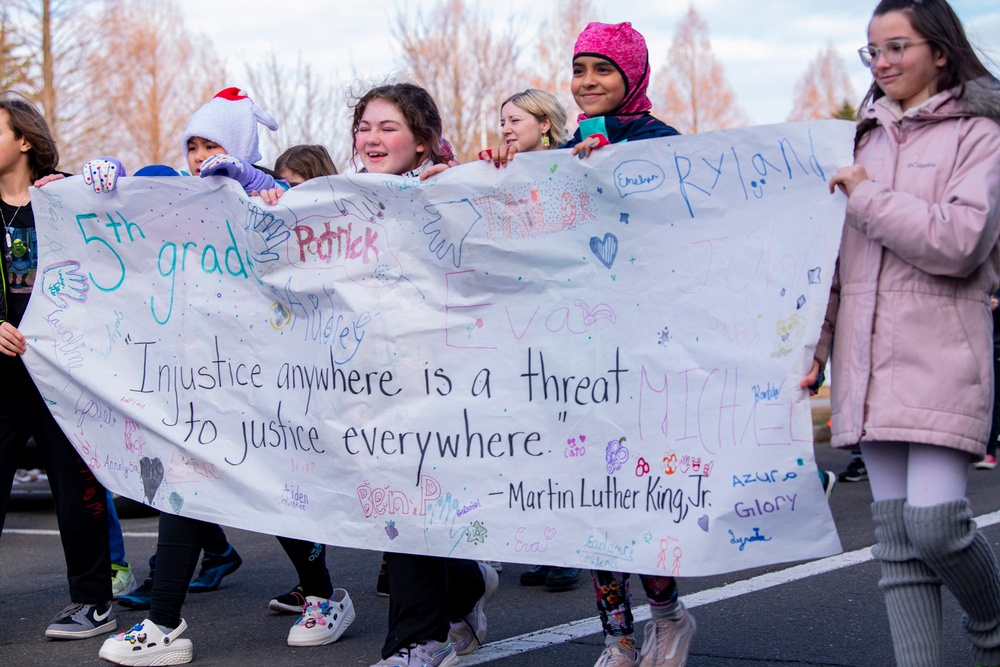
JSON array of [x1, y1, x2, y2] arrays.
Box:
[[652, 7, 747, 134], [0, 6, 33, 91], [85, 0, 224, 170], [391, 0, 522, 161], [519, 0, 593, 137], [12, 0, 104, 168], [244, 50, 351, 170]]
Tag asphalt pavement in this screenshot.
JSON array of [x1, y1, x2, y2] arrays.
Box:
[[3, 440, 1000, 666]]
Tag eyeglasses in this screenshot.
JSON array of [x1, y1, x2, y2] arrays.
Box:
[[858, 39, 929, 67]]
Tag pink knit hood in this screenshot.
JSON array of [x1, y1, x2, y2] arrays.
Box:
[[573, 21, 652, 120]]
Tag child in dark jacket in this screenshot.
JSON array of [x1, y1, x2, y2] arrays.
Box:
[[566, 22, 679, 155], [566, 22, 695, 667]]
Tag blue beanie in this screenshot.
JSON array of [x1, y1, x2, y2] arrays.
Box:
[[135, 164, 180, 177]]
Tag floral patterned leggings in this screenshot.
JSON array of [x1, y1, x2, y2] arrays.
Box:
[[592, 570, 678, 637]]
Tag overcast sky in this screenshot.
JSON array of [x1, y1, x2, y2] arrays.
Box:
[[176, 0, 1000, 126]]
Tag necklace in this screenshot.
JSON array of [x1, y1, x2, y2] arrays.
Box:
[[1, 193, 29, 247]]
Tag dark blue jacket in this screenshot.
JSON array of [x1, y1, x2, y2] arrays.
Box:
[[565, 113, 679, 147]]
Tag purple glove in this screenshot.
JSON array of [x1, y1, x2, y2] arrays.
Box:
[[82, 157, 126, 194], [199, 154, 277, 195]]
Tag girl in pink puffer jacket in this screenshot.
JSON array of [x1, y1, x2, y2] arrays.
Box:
[[802, 1, 1000, 665]]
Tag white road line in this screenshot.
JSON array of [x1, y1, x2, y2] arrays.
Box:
[[463, 508, 1000, 665], [9, 509, 1000, 665], [3, 529, 159, 537]]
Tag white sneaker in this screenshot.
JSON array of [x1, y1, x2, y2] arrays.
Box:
[[287, 590, 356, 647], [638, 604, 697, 667], [448, 562, 499, 655], [98, 618, 193, 666], [594, 642, 640, 667], [370, 639, 459, 666], [112, 563, 138, 600], [483, 560, 503, 572]]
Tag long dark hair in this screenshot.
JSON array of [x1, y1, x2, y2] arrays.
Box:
[[350, 83, 453, 168], [0, 94, 59, 182], [855, 0, 994, 148]]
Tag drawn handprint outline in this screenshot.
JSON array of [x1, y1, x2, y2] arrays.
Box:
[[40, 261, 89, 308], [245, 204, 291, 278], [422, 199, 481, 269], [423, 492, 467, 555]]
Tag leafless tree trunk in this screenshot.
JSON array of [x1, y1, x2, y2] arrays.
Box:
[[14, 0, 105, 168], [392, 0, 522, 162], [0, 6, 33, 91], [86, 0, 224, 169]]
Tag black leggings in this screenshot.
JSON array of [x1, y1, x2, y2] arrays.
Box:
[[0, 355, 111, 604], [276, 536, 331, 598], [382, 553, 484, 658], [149, 514, 227, 628], [146, 519, 228, 576]]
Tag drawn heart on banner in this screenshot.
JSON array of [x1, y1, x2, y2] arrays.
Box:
[[140, 456, 164, 503], [589, 233, 618, 269], [169, 491, 184, 514], [544, 527, 557, 541], [698, 515, 710, 532]]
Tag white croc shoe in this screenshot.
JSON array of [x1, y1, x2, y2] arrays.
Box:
[[98, 617, 193, 666], [287, 589, 356, 647]]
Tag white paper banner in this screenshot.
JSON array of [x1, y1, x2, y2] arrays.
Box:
[[21, 120, 852, 576]]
